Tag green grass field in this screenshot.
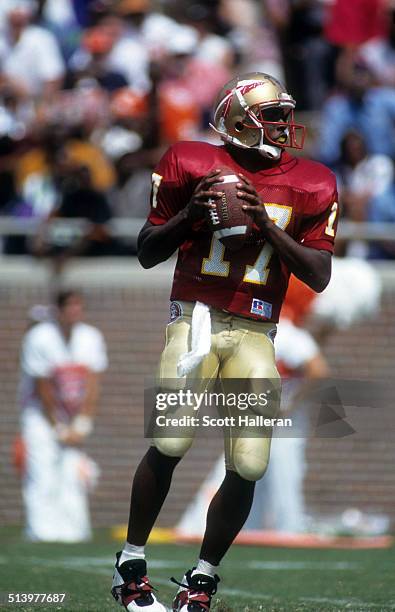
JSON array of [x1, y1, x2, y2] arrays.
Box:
[[0, 528, 394, 611]]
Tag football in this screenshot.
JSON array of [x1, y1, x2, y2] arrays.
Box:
[[206, 168, 253, 251]]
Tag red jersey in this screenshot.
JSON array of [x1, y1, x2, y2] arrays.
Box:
[[148, 141, 338, 323]]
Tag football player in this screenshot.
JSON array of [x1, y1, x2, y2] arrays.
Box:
[[111, 73, 338, 611]]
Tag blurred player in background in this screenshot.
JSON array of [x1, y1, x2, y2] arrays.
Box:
[[112, 72, 338, 611], [19, 289, 107, 542], [248, 258, 382, 533], [245, 276, 329, 533], [177, 258, 382, 539]]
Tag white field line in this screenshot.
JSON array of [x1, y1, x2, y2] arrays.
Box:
[[19, 556, 390, 609], [302, 596, 395, 610], [248, 560, 359, 570], [24, 556, 359, 571], [25, 556, 184, 569]]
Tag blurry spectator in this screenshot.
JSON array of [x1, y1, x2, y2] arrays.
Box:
[[324, 0, 388, 49], [70, 5, 154, 94], [336, 130, 395, 225], [316, 61, 395, 166], [108, 147, 151, 219], [15, 123, 115, 218], [321, 0, 390, 108], [106, 85, 159, 150], [358, 8, 395, 87], [155, 24, 231, 143], [176, 2, 235, 69], [99, 5, 151, 93], [19, 290, 107, 542], [0, 0, 65, 99], [38, 82, 110, 135], [102, 88, 152, 222], [40, 0, 83, 60], [277, 0, 333, 110], [0, 169, 33, 254], [219, 0, 285, 81], [0, 88, 32, 141], [155, 25, 201, 143], [33, 162, 122, 269], [120, 0, 178, 62], [335, 131, 395, 259], [70, 25, 128, 92]]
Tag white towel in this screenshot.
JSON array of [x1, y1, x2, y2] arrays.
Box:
[[177, 301, 211, 377]]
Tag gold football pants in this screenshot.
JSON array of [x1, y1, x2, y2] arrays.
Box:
[[153, 301, 281, 481]]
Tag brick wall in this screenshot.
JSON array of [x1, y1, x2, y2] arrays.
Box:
[[0, 258, 394, 530]]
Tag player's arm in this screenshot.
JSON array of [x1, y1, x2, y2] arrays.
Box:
[[138, 170, 223, 269], [65, 370, 101, 445], [237, 174, 333, 292], [257, 224, 331, 292], [79, 371, 101, 417], [35, 378, 58, 425], [137, 215, 193, 269]]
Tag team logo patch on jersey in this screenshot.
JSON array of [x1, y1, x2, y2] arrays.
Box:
[[169, 301, 183, 323], [251, 298, 272, 319]]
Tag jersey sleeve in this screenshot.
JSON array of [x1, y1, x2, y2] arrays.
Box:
[[147, 145, 192, 225], [21, 328, 52, 378], [297, 187, 339, 253], [275, 320, 320, 370], [86, 328, 108, 373]]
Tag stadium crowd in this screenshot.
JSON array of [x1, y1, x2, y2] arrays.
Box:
[[0, 0, 394, 260]]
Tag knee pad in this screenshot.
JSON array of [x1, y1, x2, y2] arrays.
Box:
[[232, 452, 269, 482], [228, 437, 271, 482], [153, 436, 192, 459]]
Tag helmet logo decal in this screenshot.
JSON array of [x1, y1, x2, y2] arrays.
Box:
[[221, 81, 262, 118]]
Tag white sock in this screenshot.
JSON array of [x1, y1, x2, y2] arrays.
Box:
[[192, 559, 219, 578], [119, 542, 145, 565]]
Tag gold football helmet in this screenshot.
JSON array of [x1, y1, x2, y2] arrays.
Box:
[[210, 72, 305, 159]]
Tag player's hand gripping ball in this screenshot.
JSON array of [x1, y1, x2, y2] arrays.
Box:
[[205, 168, 253, 251]]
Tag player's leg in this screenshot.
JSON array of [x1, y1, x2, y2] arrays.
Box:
[[171, 468, 254, 611], [203, 323, 279, 548], [126, 313, 218, 545], [172, 323, 279, 611], [57, 447, 94, 542], [113, 307, 218, 611], [21, 408, 62, 542], [112, 446, 180, 611], [221, 321, 280, 479]]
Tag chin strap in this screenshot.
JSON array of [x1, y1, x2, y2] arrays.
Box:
[[258, 140, 282, 160], [209, 122, 282, 160]]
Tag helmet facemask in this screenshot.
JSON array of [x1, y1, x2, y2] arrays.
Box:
[[243, 105, 305, 153]]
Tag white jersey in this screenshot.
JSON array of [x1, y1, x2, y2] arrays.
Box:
[[275, 318, 319, 373], [20, 321, 108, 420], [0, 25, 65, 96]]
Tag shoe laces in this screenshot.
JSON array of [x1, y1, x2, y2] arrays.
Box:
[[123, 574, 156, 602], [171, 571, 219, 607]]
